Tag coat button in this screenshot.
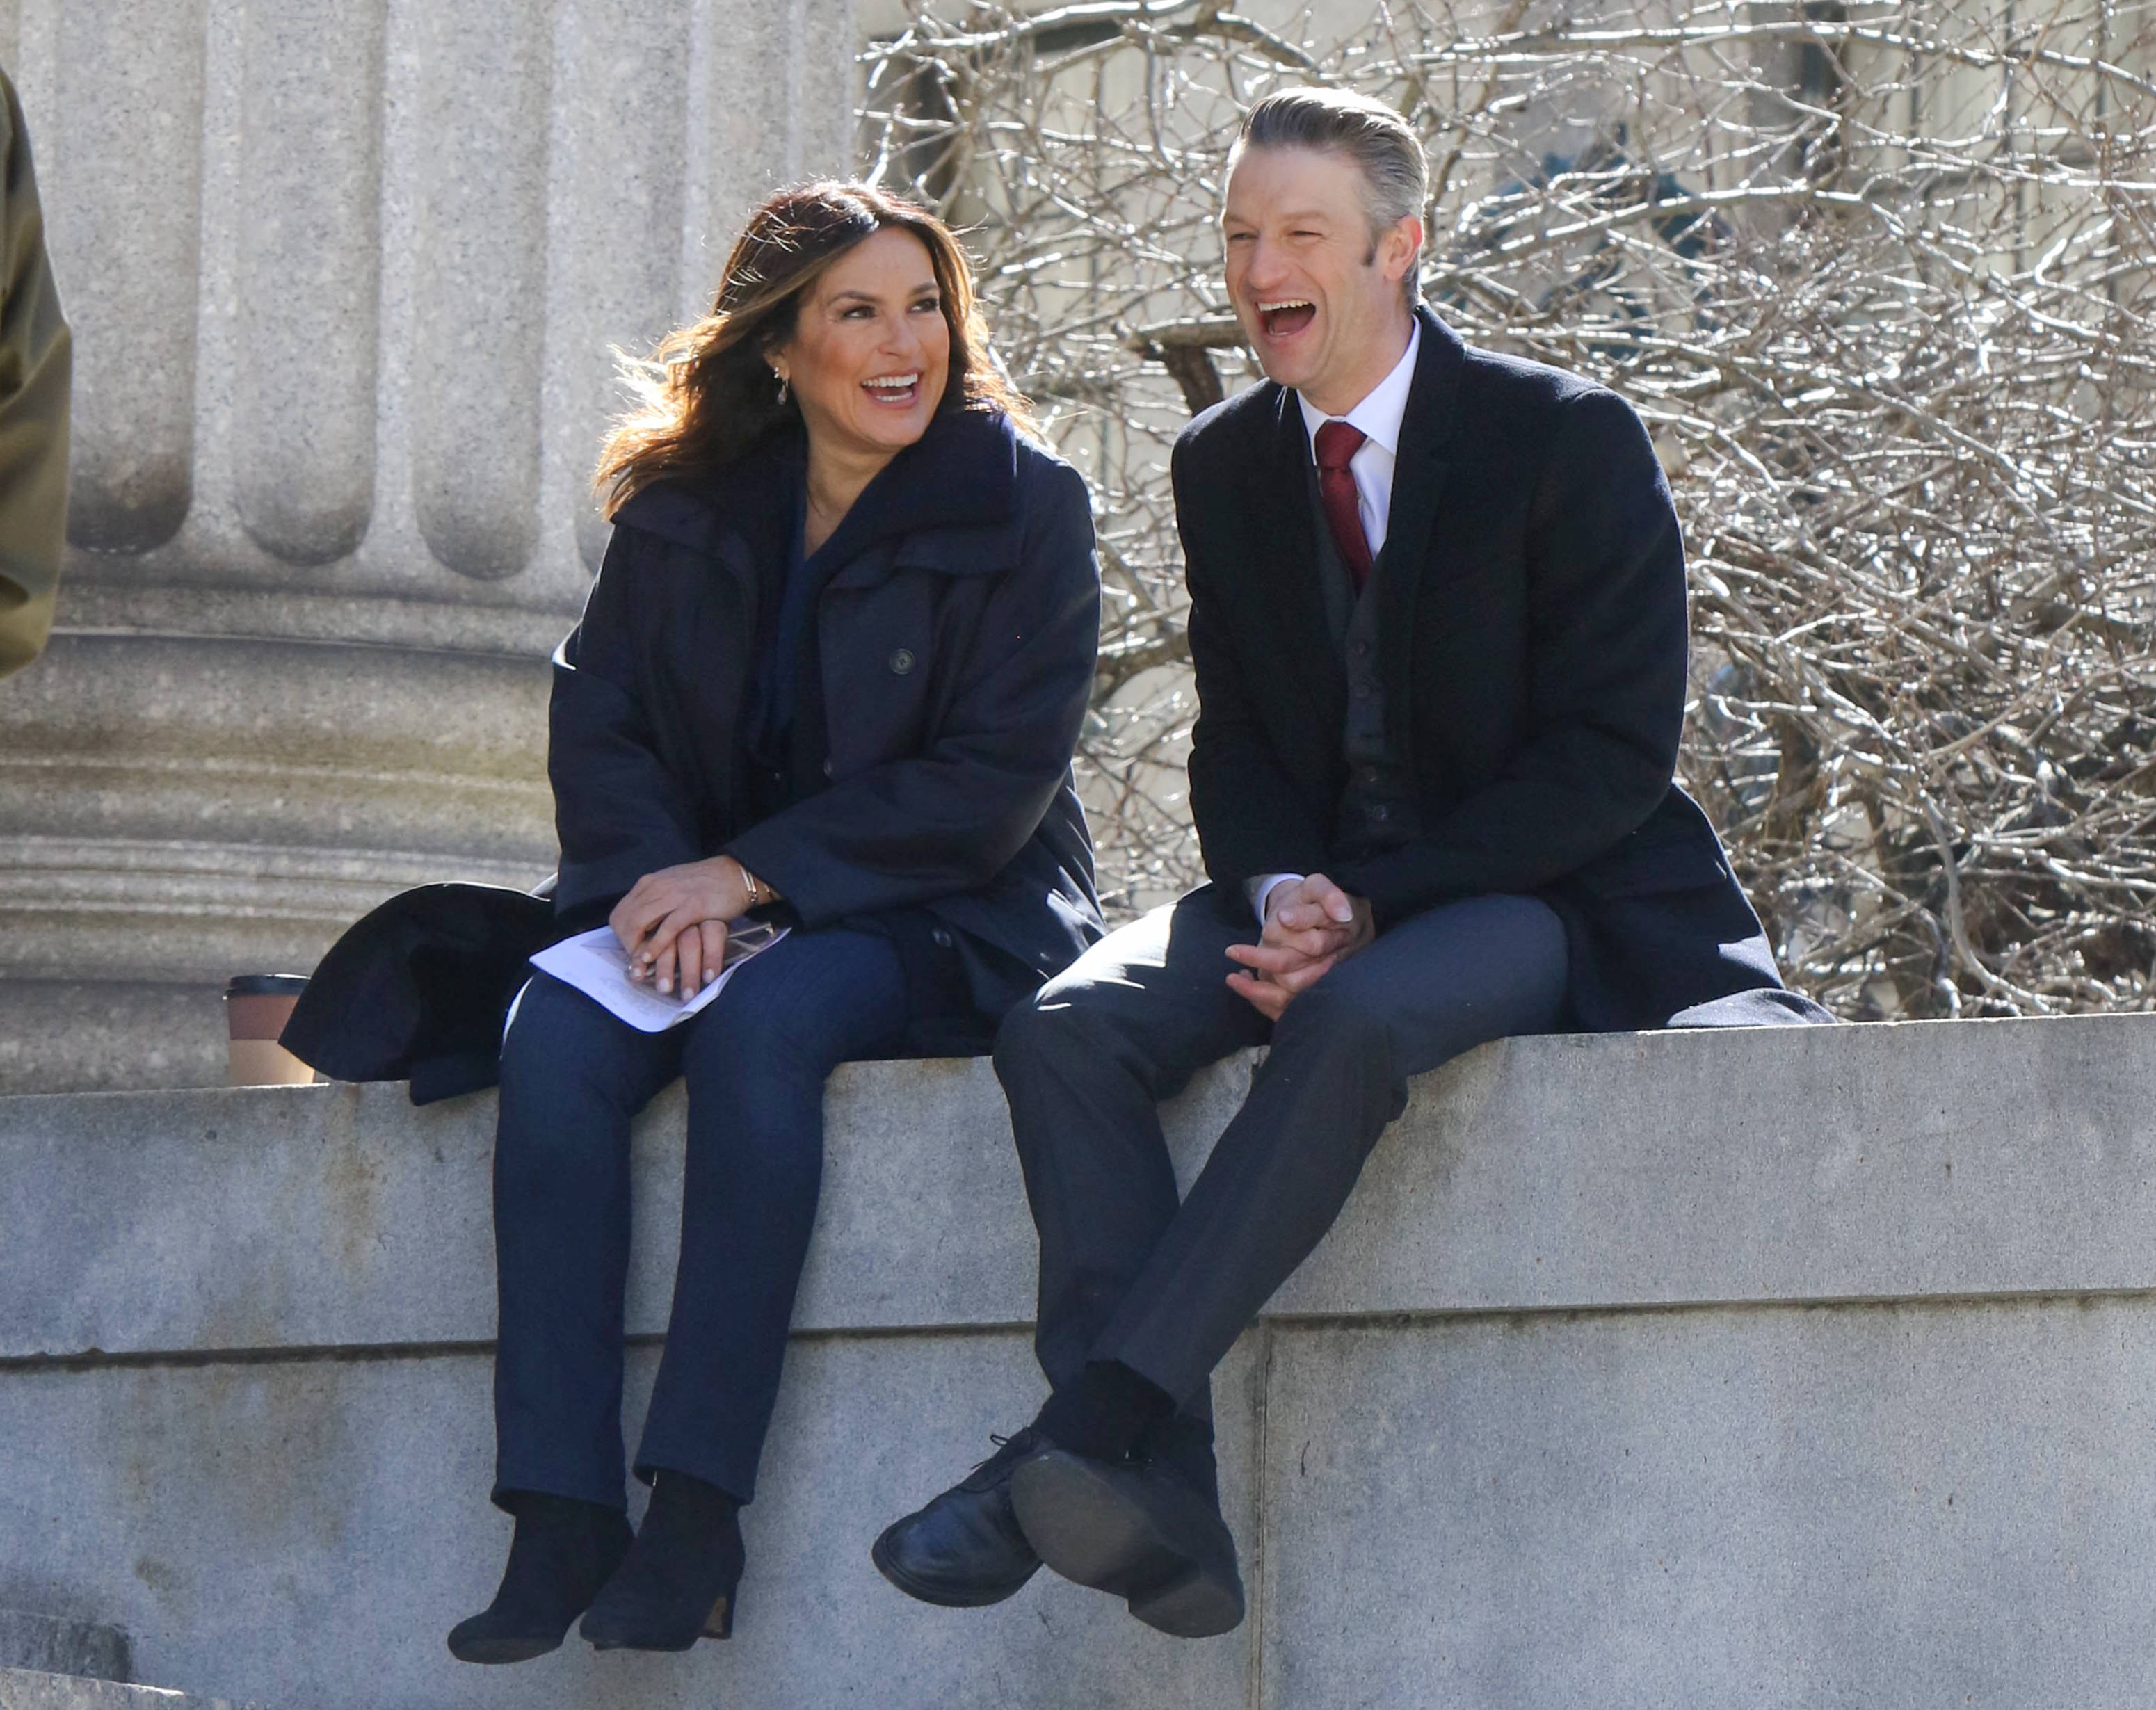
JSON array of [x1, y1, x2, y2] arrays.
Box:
[[821, 757, 834, 777], [889, 647, 916, 675], [931, 927, 953, 949]]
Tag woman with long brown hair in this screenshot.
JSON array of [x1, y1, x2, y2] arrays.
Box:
[[447, 182, 1102, 1661]]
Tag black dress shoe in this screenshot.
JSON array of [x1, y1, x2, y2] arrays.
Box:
[[871, 1428, 1047, 1607], [1009, 1446, 1245, 1638], [579, 1470, 746, 1651], [447, 1492, 633, 1664]]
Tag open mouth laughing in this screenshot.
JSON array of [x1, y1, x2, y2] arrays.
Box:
[[1257, 298, 1316, 338], [863, 371, 923, 407]]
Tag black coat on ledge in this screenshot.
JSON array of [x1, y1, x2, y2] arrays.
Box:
[[285, 408, 1107, 1102]]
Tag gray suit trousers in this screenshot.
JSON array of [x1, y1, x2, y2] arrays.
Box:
[[995, 886, 1568, 1415]]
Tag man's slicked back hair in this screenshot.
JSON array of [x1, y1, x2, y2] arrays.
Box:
[[1233, 88, 1429, 303]]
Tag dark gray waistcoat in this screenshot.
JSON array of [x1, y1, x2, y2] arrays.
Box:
[[1305, 460, 1422, 860]]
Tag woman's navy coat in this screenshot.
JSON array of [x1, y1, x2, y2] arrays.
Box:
[[551, 406, 1104, 1026], [282, 408, 1104, 1097]]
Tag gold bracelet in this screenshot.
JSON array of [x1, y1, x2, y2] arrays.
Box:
[[741, 867, 772, 910]]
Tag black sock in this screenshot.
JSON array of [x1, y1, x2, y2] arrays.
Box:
[[1137, 1410, 1219, 1505], [1033, 1359, 1176, 1463]]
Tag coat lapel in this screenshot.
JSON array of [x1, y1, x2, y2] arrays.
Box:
[[1373, 309, 1463, 713], [1246, 385, 1347, 734]]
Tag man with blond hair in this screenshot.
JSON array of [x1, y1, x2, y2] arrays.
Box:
[[876, 86, 1824, 1639]]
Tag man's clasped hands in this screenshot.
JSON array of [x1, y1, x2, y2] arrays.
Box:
[[1223, 874, 1376, 1020]]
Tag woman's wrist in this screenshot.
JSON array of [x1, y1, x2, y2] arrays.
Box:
[[725, 856, 780, 912]]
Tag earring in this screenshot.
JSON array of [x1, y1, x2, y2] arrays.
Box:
[[775, 373, 789, 407]]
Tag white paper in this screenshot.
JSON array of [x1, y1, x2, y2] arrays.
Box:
[[529, 921, 789, 1033]]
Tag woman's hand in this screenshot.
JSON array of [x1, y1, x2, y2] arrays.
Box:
[[641, 919, 730, 998], [611, 857, 754, 997]]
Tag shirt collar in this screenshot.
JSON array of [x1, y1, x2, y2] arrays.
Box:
[[1296, 318, 1422, 458]]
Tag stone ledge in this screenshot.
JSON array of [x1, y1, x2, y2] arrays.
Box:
[[0, 1670, 241, 1710], [6, 1014, 2155, 1364], [10, 1015, 2156, 1709], [0, 1615, 129, 1687]]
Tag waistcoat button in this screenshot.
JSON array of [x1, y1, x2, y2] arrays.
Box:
[[889, 647, 916, 675]]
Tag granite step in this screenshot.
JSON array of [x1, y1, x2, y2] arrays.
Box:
[[0, 1670, 251, 1710], [0, 1616, 128, 1687]]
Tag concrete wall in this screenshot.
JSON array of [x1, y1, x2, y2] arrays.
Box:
[[0, 0, 858, 1093], [7, 1015, 2156, 1706]]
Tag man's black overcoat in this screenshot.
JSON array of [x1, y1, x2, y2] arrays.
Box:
[[1172, 307, 1827, 1031], [284, 408, 1106, 1094]]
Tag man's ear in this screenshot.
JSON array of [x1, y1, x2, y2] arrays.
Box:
[[1378, 214, 1424, 287]]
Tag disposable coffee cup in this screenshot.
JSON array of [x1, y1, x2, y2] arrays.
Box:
[[225, 974, 315, 1086]]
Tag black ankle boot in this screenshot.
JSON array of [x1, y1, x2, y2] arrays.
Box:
[[447, 1492, 633, 1664], [579, 1469, 746, 1651]]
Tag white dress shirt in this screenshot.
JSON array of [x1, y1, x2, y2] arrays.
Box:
[[1249, 322, 1423, 926], [1294, 319, 1420, 560]]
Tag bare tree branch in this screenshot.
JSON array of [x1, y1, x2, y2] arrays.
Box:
[[865, 1, 2156, 1016]]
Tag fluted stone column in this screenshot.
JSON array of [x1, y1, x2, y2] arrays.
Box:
[[0, 0, 858, 1092]]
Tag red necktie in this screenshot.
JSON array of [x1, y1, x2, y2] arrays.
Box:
[[1314, 419, 1373, 591]]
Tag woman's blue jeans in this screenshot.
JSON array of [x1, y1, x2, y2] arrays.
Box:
[[489, 928, 907, 1510]]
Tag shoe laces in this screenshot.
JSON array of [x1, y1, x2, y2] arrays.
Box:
[[959, 1428, 1036, 1491]]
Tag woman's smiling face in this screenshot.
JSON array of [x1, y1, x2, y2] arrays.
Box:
[[773, 226, 952, 463]]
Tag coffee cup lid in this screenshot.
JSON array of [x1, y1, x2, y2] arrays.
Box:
[[225, 974, 309, 999]]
